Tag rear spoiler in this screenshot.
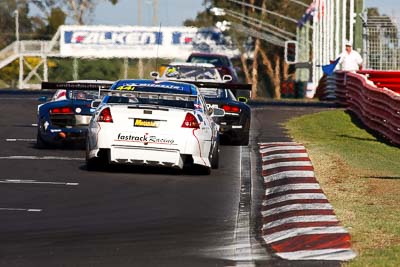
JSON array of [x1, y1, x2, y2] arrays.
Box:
[[41, 82, 113, 90], [160, 79, 252, 91], [101, 89, 197, 102]]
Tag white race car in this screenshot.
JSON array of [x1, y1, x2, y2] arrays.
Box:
[[85, 79, 224, 174]]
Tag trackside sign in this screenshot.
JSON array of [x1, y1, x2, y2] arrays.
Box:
[[59, 25, 239, 59]]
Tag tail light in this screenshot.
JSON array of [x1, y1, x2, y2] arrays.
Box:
[[98, 107, 113, 123], [222, 105, 240, 113], [181, 113, 199, 129], [50, 107, 73, 114]]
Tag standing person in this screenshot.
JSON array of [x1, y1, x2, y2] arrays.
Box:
[[338, 40, 363, 72]]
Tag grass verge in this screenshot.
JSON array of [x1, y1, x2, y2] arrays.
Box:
[[284, 109, 400, 267]]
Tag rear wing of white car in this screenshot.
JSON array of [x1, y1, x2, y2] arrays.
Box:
[[100, 89, 198, 102], [159, 79, 252, 91], [41, 81, 113, 91]]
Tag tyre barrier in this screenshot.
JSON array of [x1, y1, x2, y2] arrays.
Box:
[[259, 142, 356, 261], [320, 71, 400, 146]]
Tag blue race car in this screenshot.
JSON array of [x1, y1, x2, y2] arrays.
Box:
[[158, 79, 252, 146], [197, 86, 251, 146], [36, 80, 113, 148]]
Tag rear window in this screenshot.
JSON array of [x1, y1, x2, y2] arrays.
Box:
[[105, 96, 195, 110], [164, 66, 219, 80], [68, 90, 99, 100], [188, 55, 229, 67], [198, 88, 226, 99]]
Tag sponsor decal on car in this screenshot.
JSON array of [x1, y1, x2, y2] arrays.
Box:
[[134, 119, 160, 128], [116, 85, 135, 91], [116, 133, 175, 145]]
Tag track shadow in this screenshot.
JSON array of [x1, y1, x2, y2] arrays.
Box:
[[364, 176, 400, 180], [344, 110, 399, 147]]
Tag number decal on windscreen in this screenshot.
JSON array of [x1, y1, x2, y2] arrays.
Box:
[[116, 85, 135, 91]]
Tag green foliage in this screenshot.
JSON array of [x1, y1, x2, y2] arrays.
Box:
[[35, 7, 66, 39], [0, 1, 33, 48], [48, 58, 122, 81]]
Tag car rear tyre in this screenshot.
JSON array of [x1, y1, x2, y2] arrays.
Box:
[[36, 131, 48, 149], [198, 165, 211, 175], [86, 141, 108, 171], [210, 142, 219, 169], [237, 131, 249, 146]]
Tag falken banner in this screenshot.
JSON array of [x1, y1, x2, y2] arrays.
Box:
[[59, 25, 239, 59]]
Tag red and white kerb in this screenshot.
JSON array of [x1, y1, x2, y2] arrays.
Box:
[[258, 142, 356, 261]]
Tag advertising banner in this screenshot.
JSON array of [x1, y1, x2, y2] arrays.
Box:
[[59, 25, 239, 59]]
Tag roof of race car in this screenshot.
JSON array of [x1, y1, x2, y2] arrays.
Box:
[[110, 79, 198, 95], [166, 62, 216, 68]]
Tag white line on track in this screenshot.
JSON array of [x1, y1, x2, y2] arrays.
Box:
[[0, 208, 42, 212], [6, 138, 36, 142], [0, 156, 84, 161], [0, 179, 79, 186]]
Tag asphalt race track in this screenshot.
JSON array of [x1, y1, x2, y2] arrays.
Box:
[[0, 91, 339, 267]]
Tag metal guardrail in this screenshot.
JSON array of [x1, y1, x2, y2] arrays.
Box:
[[319, 71, 400, 146]]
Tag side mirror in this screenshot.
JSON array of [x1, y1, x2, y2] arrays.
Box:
[[91, 99, 102, 108], [237, 96, 248, 103], [38, 96, 48, 102], [222, 75, 232, 82], [211, 107, 225, 117], [150, 71, 159, 79]]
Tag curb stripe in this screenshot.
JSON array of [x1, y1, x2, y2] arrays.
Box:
[[263, 226, 348, 244], [264, 158, 311, 165], [263, 221, 341, 235], [276, 249, 356, 260], [260, 146, 305, 153], [266, 183, 322, 195], [263, 215, 339, 230], [262, 161, 313, 170], [263, 170, 315, 182], [263, 193, 327, 205], [262, 199, 331, 210], [266, 189, 324, 199], [263, 168, 315, 177], [262, 153, 309, 160], [271, 234, 351, 251], [263, 209, 337, 223], [262, 203, 334, 217], [261, 150, 307, 157], [265, 177, 318, 188]]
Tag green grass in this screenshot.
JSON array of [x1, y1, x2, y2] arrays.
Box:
[[285, 109, 400, 266]]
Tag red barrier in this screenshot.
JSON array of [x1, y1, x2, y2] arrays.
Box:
[[322, 71, 400, 146]]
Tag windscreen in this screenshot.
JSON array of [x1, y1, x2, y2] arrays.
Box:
[[164, 66, 219, 80], [188, 56, 229, 67], [68, 90, 99, 100]]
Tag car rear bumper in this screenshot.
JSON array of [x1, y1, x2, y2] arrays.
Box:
[[109, 145, 184, 168]]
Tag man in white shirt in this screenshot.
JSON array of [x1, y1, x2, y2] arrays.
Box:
[[338, 40, 363, 72]]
